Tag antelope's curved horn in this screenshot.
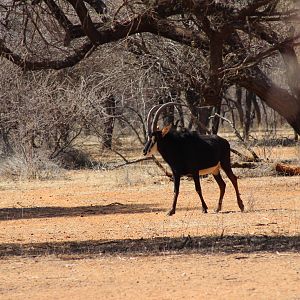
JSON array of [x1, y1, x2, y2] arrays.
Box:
[[151, 102, 186, 133], [146, 104, 161, 135]]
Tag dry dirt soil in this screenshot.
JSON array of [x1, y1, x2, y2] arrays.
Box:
[[0, 146, 300, 299]]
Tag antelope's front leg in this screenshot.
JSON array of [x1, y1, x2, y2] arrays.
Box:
[[167, 174, 180, 216], [193, 173, 208, 213]]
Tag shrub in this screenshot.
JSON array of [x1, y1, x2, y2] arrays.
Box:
[[0, 151, 63, 180]]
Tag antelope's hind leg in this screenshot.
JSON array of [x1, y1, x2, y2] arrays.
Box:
[[221, 165, 244, 212], [220, 146, 245, 212], [213, 173, 226, 212]]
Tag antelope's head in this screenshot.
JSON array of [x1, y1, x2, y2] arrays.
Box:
[[143, 103, 175, 157]]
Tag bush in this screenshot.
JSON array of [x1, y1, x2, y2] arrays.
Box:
[[55, 148, 94, 169], [0, 151, 63, 180]]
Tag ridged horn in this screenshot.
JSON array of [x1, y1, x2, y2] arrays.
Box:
[[151, 102, 186, 133], [146, 104, 161, 136]]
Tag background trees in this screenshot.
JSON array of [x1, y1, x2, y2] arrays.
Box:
[[0, 0, 299, 170]]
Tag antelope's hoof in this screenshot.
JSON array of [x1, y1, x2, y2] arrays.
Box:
[[239, 202, 245, 212], [215, 207, 221, 213], [202, 208, 208, 214], [167, 209, 175, 216]]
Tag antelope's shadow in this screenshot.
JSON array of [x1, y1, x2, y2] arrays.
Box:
[[0, 204, 292, 221]]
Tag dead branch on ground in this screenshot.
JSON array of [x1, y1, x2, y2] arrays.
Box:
[[275, 163, 300, 176]]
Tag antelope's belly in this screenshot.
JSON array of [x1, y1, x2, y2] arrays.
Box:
[[199, 162, 221, 175]]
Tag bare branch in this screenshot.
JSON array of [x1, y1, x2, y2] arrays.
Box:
[[0, 39, 95, 70], [210, 113, 260, 162], [106, 157, 152, 170]]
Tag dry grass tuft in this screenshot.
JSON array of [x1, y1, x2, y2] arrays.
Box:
[[246, 192, 257, 212], [110, 163, 162, 187], [0, 152, 63, 181]]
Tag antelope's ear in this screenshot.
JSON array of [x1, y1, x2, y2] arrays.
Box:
[[162, 124, 172, 137]]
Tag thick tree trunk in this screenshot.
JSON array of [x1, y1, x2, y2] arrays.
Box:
[[102, 95, 116, 149], [186, 89, 208, 133], [280, 45, 300, 98], [235, 85, 244, 127], [240, 75, 300, 134], [211, 105, 221, 134], [0, 129, 13, 155], [161, 96, 175, 126], [243, 90, 253, 140], [198, 107, 213, 134]]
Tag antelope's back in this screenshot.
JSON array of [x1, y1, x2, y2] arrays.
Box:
[[170, 130, 230, 173]]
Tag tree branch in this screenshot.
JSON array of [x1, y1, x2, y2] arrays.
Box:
[[209, 113, 261, 162], [66, 0, 102, 44], [240, 73, 300, 134], [44, 0, 73, 33], [0, 39, 95, 70], [83, 0, 106, 14]]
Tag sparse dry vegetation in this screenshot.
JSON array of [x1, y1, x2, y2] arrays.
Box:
[[0, 152, 299, 298], [1, 0, 300, 299], [0, 151, 62, 180]]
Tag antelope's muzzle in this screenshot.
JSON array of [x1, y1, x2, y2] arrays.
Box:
[[143, 136, 156, 156]]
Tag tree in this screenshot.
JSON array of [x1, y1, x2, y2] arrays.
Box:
[[1, 0, 300, 134]]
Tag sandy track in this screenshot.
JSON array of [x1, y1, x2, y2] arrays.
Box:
[[0, 167, 300, 299]]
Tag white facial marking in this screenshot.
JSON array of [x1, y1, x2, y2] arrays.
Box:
[[146, 136, 158, 157], [199, 162, 221, 175]]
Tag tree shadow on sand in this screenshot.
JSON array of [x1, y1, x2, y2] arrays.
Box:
[[0, 203, 163, 221], [1, 235, 300, 258]]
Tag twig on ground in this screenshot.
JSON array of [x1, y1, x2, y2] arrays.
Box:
[[275, 163, 300, 176]]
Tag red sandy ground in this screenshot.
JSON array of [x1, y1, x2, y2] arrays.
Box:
[[0, 154, 300, 299]]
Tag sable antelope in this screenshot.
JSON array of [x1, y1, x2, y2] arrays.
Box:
[[143, 102, 244, 216]]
